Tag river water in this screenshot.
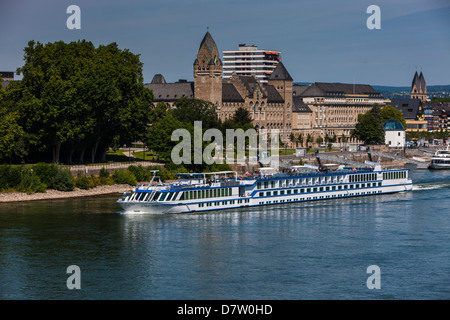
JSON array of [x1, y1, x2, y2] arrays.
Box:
[[0, 169, 449, 300]]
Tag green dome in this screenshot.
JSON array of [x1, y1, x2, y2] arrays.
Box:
[[383, 119, 405, 131]]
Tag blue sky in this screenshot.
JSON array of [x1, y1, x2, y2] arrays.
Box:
[[1, 0, 449, 86]]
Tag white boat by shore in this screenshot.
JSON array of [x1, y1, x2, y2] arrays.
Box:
[[428, 146, 450, 170], [117, 163, 413, 214]]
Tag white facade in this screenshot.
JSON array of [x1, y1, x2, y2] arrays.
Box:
[[385, 130, 406, 148], [222, 44, 281, 83]]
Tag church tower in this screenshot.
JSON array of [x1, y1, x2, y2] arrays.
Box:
[[194, 31, 223, 108], [411, 71, 427, 102]]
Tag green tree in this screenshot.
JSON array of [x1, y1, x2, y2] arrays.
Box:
[[11, 40, 153, 164], [297, 133, 303, 147], [381, 105, 407, 129], [149, 102, 169, 124], [316, 136, 323, 146], [172, 98, 220, 131], [306, 134, 313, 148], [146, 111, 193, 163], [353, 105, 385, 145], [289, 132, 296, 147], [232, 107, 253, 129], [0, 98, 25, 163]]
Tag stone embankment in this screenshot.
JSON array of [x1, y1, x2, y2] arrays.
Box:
[[0, 184, 132, 203]]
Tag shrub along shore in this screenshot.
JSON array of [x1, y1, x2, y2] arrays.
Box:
[[0, 163, 175, 203]]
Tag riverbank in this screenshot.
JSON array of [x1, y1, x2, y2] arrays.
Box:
[[0, 184, 132, 203]]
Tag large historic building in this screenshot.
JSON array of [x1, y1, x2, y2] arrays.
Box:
[[147, 31, 293, 140], [291, 82, 386, 145], [146, 31, 385, 145]]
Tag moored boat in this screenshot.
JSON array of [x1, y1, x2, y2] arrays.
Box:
[[428, 146, 450, 170]]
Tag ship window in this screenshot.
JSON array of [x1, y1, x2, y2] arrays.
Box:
[[264, 182, 269, 189], [166, 192, 174, 201], [202, 190, 205, 198], [180, 192, 185, 200], [159, 193, 167, 201], [266, 191, 271, 196], [271, 181, 275, 188]]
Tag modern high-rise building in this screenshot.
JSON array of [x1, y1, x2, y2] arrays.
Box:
[[222, 44, 281, 83]]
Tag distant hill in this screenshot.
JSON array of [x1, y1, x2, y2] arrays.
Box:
[[373, 85, 450, 99], [294, 82, 450, 99]]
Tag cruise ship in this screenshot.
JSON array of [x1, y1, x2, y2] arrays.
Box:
[[117, 163, 413, 214]]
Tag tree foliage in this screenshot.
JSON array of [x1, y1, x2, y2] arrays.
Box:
[[353, 105, 385, 145], [381, 105, 407, 129], [1, 40, 153, 164], [172, 98, 220, 130]]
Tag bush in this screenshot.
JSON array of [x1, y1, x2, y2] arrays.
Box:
[[75, 174, 90, 190], [88, 174, 101, 188], [17, 169, 46, 194], [0, 165, 22, 191], [128, 165, 151, 182], [52, 167, 74, 191], [100, 175, 114, 186], [33, 162, 58, 187], [99, 167, 109, 178], [145, 165, 176, 182], [112, 169, 137, 186]]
